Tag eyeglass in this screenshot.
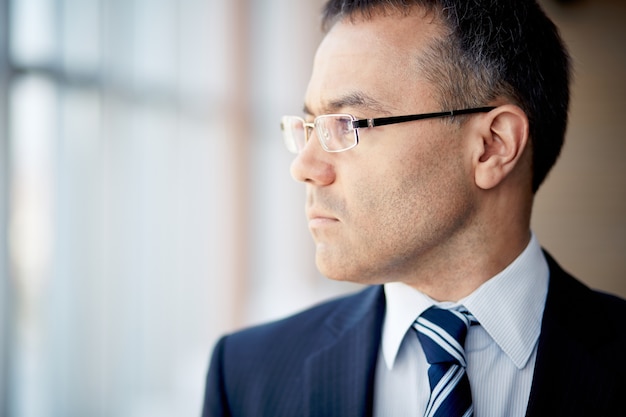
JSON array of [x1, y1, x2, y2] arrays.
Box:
[[280, 106, 495, 154]]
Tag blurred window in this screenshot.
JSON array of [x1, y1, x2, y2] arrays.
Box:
[[3, 0, 247, 415]]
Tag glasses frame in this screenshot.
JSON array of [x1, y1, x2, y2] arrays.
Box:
[[281, 106, 496, 153]]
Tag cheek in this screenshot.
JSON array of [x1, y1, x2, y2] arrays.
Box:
[[319, 127, 474, 282], [342, 161, 422, 252], [349, 136, 472, 242]]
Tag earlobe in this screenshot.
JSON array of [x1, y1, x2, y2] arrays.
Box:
[[474, 105, 529, 190]]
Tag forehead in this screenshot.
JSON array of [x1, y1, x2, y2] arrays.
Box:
[[305, 9, 446, 116]]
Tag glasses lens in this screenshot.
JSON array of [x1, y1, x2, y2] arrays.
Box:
[[315, 115, 357, 152], [281, 116, 306, 154]]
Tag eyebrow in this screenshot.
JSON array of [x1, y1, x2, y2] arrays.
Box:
[[303, 91, 393, 117]]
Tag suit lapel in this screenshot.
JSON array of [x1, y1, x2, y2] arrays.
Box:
[[303, 286, 385, 417]]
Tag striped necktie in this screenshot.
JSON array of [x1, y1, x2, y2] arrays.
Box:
[[413, 307, 475, 417]]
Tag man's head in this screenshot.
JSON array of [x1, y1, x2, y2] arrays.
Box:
[[287, 0, 570, 298], [321, 0, 571, 193]]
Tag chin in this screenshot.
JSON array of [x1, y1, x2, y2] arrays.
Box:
[[316, 258, 384, 286], [316, 258, 351, 283]]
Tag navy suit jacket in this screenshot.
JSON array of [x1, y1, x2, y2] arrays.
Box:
[[203, 253, 626, 416]]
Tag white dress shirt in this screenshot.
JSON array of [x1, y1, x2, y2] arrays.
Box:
[[373, 233, 549, 417]]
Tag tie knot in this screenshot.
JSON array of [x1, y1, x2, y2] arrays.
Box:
[[413, 307, 473, 367]]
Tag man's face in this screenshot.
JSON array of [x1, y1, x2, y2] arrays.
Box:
[[291, 10, 479, 287]]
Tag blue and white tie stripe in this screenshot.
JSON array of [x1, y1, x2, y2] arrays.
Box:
[[413, 307, 475, 417]]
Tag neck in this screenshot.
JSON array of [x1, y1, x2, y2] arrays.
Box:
[[405, 190, 533, 302]]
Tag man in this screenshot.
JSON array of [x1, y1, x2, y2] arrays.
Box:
[[203, 0, 626, 416]]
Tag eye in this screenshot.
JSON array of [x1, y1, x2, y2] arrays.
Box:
[[321, 127, 332, 143], [336, 117, 354, 136]]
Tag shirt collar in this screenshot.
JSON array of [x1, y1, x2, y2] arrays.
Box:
[[381, 233, 549, 370]]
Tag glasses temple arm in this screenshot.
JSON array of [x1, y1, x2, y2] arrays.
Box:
[[352, 106, 496, 128]]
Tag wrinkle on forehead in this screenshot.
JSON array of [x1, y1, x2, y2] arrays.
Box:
[[303, 91, 395, 117]]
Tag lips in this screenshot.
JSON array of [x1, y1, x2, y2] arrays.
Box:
[[305, 190, 343, 229], [306, 209, 340, 228]]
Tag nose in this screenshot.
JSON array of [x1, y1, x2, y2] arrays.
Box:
[[290, 132, 336, 185]]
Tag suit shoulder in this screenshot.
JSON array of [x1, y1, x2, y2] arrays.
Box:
[[544, 252, 626, 342], [204, 285, 384, 416], [546, 252, 626, 312], [529, 253, 626, 415], [220, 285, 383, 355], [593, 286, 626, 305], [589, 289, 626, 334]]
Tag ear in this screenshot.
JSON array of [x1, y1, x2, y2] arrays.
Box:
[[473, 105, 529, 190]]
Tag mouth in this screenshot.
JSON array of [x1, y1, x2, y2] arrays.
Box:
[[306, 209, 340, 229]]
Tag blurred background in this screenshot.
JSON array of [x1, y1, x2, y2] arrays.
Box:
[[0, 0, 623, 415]]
